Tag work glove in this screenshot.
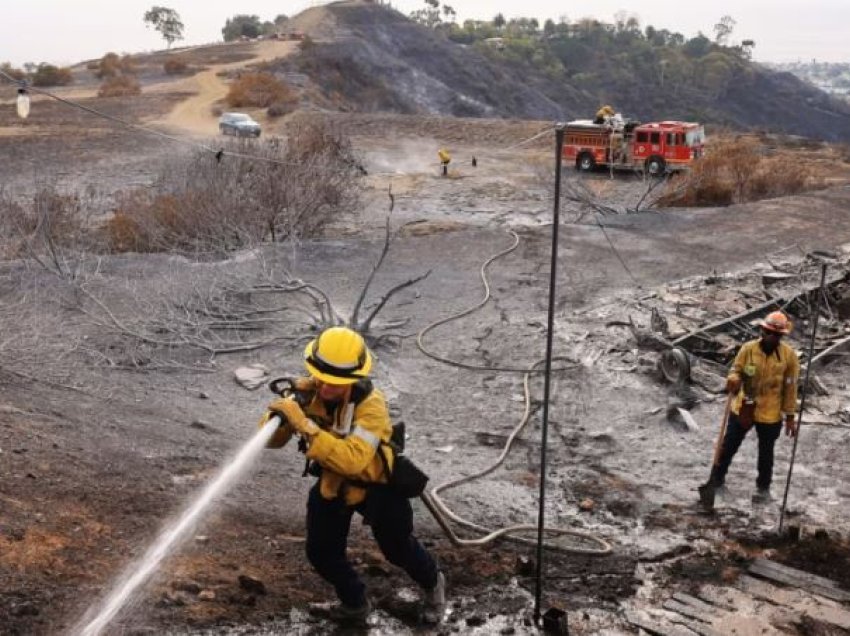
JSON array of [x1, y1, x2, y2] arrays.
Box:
[[268, 397, 320, 439], [784, 415, 797, 438], [725, 376, 742, 394]]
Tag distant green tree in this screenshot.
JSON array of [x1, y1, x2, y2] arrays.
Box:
[[683, 33, 713, 58], [493, 13, 506, 29], [143, 6, 184, 48], [222, 14, 265, 41], [543, 19, 556, 37], [274, 14, 288, 26], [410, 0, 442, 28]]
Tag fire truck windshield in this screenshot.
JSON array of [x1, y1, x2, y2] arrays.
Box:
[[685, 126, 706, 147]]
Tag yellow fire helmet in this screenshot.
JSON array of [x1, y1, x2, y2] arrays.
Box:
[[304, 326, 373, 385]]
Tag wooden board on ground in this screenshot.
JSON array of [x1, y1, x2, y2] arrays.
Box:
[[749, 559, 850, 602]]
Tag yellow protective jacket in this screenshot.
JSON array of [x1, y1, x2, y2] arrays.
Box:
[[727, 339, 800, 424], [265, 378, 394, 505]]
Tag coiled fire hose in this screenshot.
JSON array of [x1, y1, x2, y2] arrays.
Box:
[[415, 231, 611, 556]]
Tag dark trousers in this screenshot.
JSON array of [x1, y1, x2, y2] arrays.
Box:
[[710, 413, 782, 490], [305, 482, 439, 607]]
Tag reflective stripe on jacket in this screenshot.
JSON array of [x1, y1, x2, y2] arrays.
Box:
[[727, 339, 800, 423], [306, 386, 393, 505]]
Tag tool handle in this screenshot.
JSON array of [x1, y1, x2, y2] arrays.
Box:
[[711, 393, 734, 467]]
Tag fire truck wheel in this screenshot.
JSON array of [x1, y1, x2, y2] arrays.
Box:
[[646, 156, 666, 176], [577, 153, 595, 172]]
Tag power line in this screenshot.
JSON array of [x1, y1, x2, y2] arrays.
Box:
[[2, 67, 564, 173], [594, 217, 642, 288]]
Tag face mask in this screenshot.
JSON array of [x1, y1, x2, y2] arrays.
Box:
[[760, 333, 780, 353]]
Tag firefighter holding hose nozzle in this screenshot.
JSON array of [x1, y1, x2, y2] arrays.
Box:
[[259, 326, 446, 625]]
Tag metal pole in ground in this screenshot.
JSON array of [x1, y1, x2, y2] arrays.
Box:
[[778, 258, 829, 533], [534, 125, 565, 625]]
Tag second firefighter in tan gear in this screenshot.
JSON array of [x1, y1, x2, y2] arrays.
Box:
[[710, 311, 800, 503], [260, 326, 445, 624]]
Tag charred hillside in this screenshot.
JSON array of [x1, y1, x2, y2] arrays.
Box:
[[279, 2, 588, 119], [280, 2, 850, 141]]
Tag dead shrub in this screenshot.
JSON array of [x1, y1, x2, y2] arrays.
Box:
[[658, 136, 823, 207], [163, 56, 189, 75], [31, 64, 73, 87], [749, 155, 818, 199], [0, 62, 26, 80], [105, 120, 362, 254], [95, 53, 121, 78], [98, 75, 141, 98], [0, 186, 99, 278], [226, 72, 294, 108], [103, 211, 147, 253]]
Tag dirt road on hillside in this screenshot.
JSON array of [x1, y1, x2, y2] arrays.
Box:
[[154, 40, 298, 136], [0, 40, 297, 139]]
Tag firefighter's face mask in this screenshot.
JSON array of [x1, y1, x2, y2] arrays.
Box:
[[760, 328, 781, 352]]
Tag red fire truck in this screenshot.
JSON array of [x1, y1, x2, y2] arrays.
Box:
[[562, 119, 705, 175]]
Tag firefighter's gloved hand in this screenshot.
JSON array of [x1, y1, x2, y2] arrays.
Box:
[[784, 414, 797, 438], [725, 376, 742, 394], [268, 397, 319, 438]]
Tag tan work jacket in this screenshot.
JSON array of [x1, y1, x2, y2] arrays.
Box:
[[727, 339, 800, 423]]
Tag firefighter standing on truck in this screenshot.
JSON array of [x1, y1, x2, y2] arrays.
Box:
[[260, 326, 446, 625], [594, 104, 616, 124], [708, 311, 800, 503]]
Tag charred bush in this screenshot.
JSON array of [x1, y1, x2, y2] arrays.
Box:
[[163, 56, 189, 75], [94, 52, 135, 79], [0, 185, 99, 278], [106, 120, 362, 254], [226, 72, 295, 108], [658, 136, 823, 207], [98, 75, 141, 98], [31, 64, 73, 87]]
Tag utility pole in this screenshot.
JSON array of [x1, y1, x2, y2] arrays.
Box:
[[534, 124, 565, 625]]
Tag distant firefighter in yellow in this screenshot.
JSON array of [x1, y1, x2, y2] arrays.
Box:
[[594, 104, 615, 124], [437, 148, 451, 176]]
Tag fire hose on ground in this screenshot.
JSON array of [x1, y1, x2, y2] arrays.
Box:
[[415, 230, 612, 556]]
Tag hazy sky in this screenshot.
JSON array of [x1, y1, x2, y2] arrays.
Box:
[[3, 0, 847, 68]]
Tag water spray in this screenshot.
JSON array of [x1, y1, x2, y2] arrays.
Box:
[[75, 417, 281, 636]]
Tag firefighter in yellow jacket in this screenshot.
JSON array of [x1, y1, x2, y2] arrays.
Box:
[[261, 326, 445, 624], [709, 311, 800, 503]]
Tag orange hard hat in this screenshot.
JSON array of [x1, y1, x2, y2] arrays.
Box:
[[759, 311, 792, 335]]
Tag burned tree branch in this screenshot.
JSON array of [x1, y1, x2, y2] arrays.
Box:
[[350, 186, 394, 327], [359, 270, 432, 334]]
